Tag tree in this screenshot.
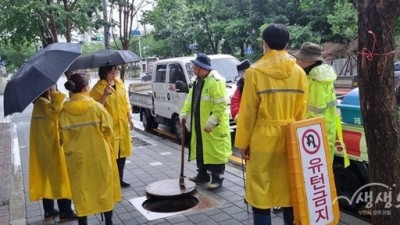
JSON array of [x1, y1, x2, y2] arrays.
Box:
[[327, 0, 357, 44], [357, 1, 400, 224], [141, 0, 191, 57], [0, 0, 101, 47], [108, 0, 158, 81]]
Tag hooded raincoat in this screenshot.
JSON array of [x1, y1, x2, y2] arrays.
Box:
[[306, 64, 338, 161], [29, 92, 71, 201], [59, 93, 122, 216], [180, 70, 232, 164], [234, 50, 308, 209], [90, 78, 132, 159]]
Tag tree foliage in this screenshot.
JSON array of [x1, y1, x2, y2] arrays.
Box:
[[140, 0, 367, 59], [0, 0, 102, 71], [2, 0, 400, 71], [327, 0, 357, 44]]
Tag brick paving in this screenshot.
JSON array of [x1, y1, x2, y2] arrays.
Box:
[[0, 123, 11, 225], [1, 94, 371, 225]]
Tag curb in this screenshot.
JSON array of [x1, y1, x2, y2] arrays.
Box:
[[9, 123, 26, 225]]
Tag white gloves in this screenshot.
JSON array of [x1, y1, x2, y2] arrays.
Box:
[[204, 121, 215, 133], [179, 115, 187, 126]]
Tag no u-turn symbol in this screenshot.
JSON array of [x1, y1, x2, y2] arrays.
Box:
[[301, 129, 321, 154]]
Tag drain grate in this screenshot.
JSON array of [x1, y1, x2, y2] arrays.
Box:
[[131, 136, 152, 147]]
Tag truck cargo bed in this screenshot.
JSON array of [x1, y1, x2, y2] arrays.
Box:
[[129, 82, 153, 111]]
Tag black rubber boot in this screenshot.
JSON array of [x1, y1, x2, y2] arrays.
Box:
[[188, 171, 210, 183], [117, 158, 130, 187], [43, 199, 59, 220], [77, 216, 88, 225], [207, 174, 224, 190], [104, 210, 113, 225]]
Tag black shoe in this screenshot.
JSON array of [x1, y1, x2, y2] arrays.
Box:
[[59, 212, 78, 222], [44, 209, 59, 220], [120, 180, 130, 187], [188, 173, 210, 183]]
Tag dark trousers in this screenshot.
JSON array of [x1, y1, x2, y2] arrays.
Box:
[[78, 210, 113, 225], [42, 198, 73, 214], [117, 157, 126, 181], [252, 207, 293, 225]]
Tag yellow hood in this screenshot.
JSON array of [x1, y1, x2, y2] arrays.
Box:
[[63, 93, 95, 115], [252, 50, 298, 80]]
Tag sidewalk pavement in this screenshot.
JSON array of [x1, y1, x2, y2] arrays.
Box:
[[0, 94, 371, 225]]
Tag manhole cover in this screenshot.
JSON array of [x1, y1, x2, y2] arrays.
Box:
[[132, 136, 152, 147]]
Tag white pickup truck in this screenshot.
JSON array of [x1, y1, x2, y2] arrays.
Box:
[[128, 54, 240, 141]]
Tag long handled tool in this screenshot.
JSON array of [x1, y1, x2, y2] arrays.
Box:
[[179, 127, 186, 188], [145, 123, 196, 198], [241, 157, 249, 214]]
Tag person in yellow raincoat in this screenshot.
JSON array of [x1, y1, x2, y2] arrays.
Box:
[[90, 65, 134, 188], [180, 53, 232, 190], [59, 73, 122, 225], [234, 24, 308, 225], [29, 86, 77, 221], [294, 42, 338, 162]]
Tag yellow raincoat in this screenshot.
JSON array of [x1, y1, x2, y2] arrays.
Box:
[[234, 50, 308, 209], [59, 93, 122, 216], [29, 92, 71, 201], [90, 78, 132, 158], [180, 71, 232, 164]]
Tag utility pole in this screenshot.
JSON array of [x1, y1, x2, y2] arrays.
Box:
[[102, 0, 109, 49]]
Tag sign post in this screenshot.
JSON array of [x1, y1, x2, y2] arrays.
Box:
[[286, 117, 340, 225]]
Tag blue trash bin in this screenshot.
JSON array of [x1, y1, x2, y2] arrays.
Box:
[[337, 88, 363, 125]]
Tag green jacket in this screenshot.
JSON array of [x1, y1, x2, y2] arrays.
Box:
[[180, 70, 232, 164], [307, 63, 338, 161]]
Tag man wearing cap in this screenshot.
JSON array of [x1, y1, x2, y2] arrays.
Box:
[[234, 23, 308, 225], [179, 53, 232, 190], [294, 42, 338, 162]]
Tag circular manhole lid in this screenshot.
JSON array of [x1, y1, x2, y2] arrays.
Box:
[[146, 179, 196, 198]]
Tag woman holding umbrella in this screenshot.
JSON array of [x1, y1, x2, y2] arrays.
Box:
[[59, 73, 122, 225], [29, 86, 77, 221], [90, 65, 134, 188]]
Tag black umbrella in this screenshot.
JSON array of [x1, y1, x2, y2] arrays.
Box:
[[67, 49, 140, 71], [3, 42, 82, 117]]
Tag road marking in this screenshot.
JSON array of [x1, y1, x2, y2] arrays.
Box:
[[149, 162, 163, 166], [160, 152, 172, 155]]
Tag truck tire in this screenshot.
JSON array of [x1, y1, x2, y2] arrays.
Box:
[[333, 164, 363, 210], [141, 110, 157, 130]]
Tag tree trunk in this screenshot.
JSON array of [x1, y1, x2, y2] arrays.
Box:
[[62, 0, 75, 43], [47, 0, 58, 43], [102, 0, 109, 49], [357, 1, 400, 224]]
